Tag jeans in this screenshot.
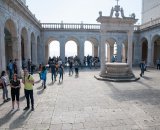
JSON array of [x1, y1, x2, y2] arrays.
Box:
[[51, 72, 56, 81], [3, 87, 8, 100], [24, 89, 34, 108]]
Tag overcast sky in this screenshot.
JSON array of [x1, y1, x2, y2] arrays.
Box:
[[26, 0, 142, 24]]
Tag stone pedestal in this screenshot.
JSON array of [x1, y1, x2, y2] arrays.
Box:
[[95, 63, 139, 82]]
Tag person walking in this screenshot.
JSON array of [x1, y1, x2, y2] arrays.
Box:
[[1, 71, 10, 103], [69, 60, 73, 76], [22, 68, 35, 111], [41, 66, 47, 89], [59, 64, 64, 83], [10, 74, 21, 110], [139, 61, 145, 77]]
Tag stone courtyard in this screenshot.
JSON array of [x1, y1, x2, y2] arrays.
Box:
[[0, 68, 160, 130]]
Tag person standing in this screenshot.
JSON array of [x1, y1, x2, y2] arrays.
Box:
[[10, 74, 21, 110], [50, 61, 56, 82], [8, 60, 14, 80], [1, 71, 10, 103], [22, 68, 34, 111]]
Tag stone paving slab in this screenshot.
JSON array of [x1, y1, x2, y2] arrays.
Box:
[[0, 68, 160, 130]]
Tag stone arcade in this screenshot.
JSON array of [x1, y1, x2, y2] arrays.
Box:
[[0, 0, 160, 76]]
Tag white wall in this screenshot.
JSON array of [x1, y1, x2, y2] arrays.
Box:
[[142, 0, 160, 23]]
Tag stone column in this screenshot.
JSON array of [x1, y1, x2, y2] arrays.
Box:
[[32, 40, 37, 65], [17, 36, 22, 76], [0, 24, 6, 71], [60, 42, 65, 62], [117, 42, 122, 62], [94, 46, 98, 57], [147, 36, 153, 66], [122, 44, 126, 63], [27, 34, 31, 60], [127, 31, 133, 68], [78, 41, 84, 64], [45, 45, 49, 64], [107, 44, 110, 62], [100, 35, 106, 76]]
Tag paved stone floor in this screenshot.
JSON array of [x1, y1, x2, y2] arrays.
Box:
[[0, 68, 160, 130]]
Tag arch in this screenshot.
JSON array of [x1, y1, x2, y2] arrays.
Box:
[[141, 37, 148, 62], [86, 37, 99, 57], [105, 38, 117, 62], [65, 40, 78, 57], [21, 27, 28, 61], [49, 40, 60, 58], [31, 32, 36, 64], [84, 41, 93, 56], [122, 40, 128, 63], [152, 34, 160, 65], [4, 19, 17, 65], [65, 37, 80, 57], [45, 37, 60, 63]]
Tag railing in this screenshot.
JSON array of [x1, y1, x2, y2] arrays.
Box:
[[41, 23, 100, 30], [139, 17, 160, 30]]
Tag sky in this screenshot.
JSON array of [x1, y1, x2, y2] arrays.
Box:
[[26, 0, 142, 57], [26, 0, 142, 24]]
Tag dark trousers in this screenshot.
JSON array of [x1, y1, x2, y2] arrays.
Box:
[[11, 88, 20, 101], [24, 89, 34, 108], [51, 71, 56, 81]]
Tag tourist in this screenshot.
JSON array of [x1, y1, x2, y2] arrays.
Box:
[[8, 60, 14, 80], [1, 71, 10, 103], [157, 58, 160, 70], [13, 59, 18, 74], [139, 61, 145, 77], [10, 74, 21, 110], [59, 64, 64, 83], [74, 61, 79, 77], [41, 66, 47, 89], [69, 60, 73, 76], [50, 61, 56, 82], [22, 68, 34, 111]]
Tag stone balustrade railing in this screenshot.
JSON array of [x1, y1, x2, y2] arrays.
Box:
[[139, 17, 160, 30], [41, 23, 100, 30]]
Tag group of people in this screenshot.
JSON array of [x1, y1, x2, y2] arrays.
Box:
[[0, 68, 34, 111]]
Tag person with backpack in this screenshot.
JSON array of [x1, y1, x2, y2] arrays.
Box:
[[1, 71, 10, 103], [22, 68, 34, 111], [10, 74, 21, 110]]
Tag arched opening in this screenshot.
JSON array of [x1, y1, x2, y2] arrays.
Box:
[[37, 36, 41, 64], [65, 40, 78, 57], [4, 19, 17, 66], [106, 38, 117, 62], [152, 35, 160, 65], [31, 33, 36, 64], [49, 40, 60, 58], [105, 43, 109, 62], [122, 40, 128, 63], [141, 38, 148, 62], [21, 27, 28, 61], [84, 41, 93, 56]]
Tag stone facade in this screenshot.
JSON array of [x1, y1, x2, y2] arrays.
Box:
[[0, 0, 160, 75], [142, 0, 160, 23]]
